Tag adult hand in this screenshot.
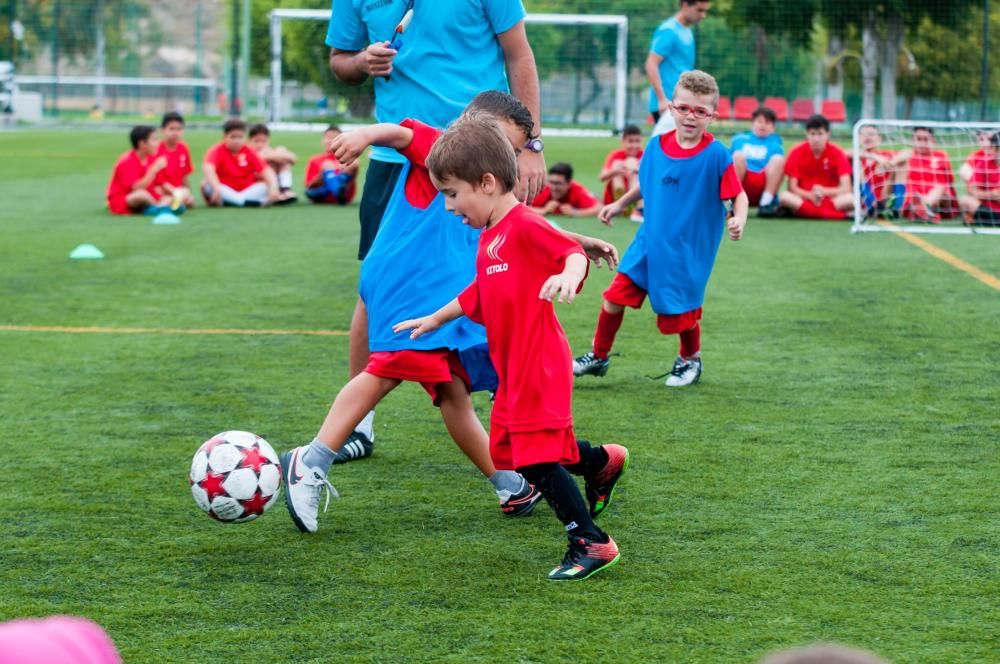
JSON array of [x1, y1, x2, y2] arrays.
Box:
[[357, 42, 397, 78], [516, 150, 545, 203]]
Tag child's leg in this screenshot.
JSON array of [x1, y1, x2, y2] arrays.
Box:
[[313, 373, 399, 456], [564, 439, 629, 519], [593, 299, 626, 360], [518, 462, 606, 542], [679, 321, 700, 359], [436, 375, 494, 477], [240, 182, 270, 206]]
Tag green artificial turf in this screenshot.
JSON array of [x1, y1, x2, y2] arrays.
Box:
[[0, 130, 997, 663]]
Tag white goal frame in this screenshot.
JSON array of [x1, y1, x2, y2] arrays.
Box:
[[851, 119, 1000, 236], [267, 9, 628, 135]]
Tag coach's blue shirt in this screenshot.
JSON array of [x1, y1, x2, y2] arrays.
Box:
[[327, 0, 525, 163], [647, 17, 695, 114], [730, 132, 784, 172]]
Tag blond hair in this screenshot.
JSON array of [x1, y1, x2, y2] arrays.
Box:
[[674, 69, 720, 107], [426, 114, 518, 192], [759, 644, 890, 664]]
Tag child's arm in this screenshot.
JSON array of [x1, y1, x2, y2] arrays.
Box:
[[260, 166, 282, 202], [539, 253, 588, 304], [559, 201, 603, 217], [330, 124, 414, 169], [597, 183, 642, 226], [558, 230, 618, 269], [728, 191, 749, 241], [133, 157, 167, 191], [393, 297, 464, 340]]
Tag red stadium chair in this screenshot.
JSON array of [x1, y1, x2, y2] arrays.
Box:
[[821, 99, 847, 123], [791, 98, 815, 122], [733, 96, 758, 121], [762, 96, 789, 122], [715, 96, 732, 120]]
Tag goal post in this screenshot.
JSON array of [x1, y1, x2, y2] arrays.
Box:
[[267, 9, 628, 135], [851, 119, 1000, 236]]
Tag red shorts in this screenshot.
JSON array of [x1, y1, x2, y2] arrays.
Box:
[[603, 272, 703, 334], [364, 349, 470, 406], [742, 170, 766, 206], [107, 196, 137, 215], [796, 197, 849, 220], [489, 424, 580, 471]]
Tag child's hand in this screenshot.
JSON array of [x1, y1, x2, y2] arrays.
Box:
[[728, 214, 747, 241], [577, 235, 619, 269], [330, 130, 370, 169], [392, 316, 440, 339], [598, 202, 622, 226], [539, 272, 583, 304], [152, 156, 168, 172]]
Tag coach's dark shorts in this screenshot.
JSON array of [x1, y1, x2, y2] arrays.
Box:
[[358, 159, 405, 260]]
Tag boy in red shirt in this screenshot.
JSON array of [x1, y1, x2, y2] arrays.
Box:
[[201, 119, 282, 207], [105, 125, 174, 216], [155, 111, 195, 210], [855, 124, 905, 218], [304, 125, 359, 205], [599, 124, 644, 219], [896, 126, 960, 221], [778, 114, 853, 219], [959, 131, 1000, 226], [395, 116, 628, 581], [529, 162, 602, 218], [248, 123, 298, 204]]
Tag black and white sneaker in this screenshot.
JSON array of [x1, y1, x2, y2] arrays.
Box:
[[332, 430, 374, 464], [573, 351, 610, 377], [665, 356, 702, 387]]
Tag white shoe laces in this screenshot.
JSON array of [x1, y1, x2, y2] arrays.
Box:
[[302, 471, 340, 514]]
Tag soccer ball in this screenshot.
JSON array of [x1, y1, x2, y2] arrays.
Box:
[[189, 431, 282, 523]]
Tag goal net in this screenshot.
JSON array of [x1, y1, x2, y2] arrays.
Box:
[[851, 120, 1000, 236], [267, 9, 628, 136]]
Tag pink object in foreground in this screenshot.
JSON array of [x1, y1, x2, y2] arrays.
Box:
[[0, 616, 121, 664]]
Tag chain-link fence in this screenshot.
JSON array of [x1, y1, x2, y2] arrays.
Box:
[[1, 0, 996, 126]]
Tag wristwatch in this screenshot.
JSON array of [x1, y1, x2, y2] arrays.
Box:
[[524, 136, 544, 153]]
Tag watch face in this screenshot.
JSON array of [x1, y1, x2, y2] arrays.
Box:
[[525, 138, 544, 153]]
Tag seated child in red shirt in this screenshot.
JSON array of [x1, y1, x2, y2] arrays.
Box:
[[395, 116, 629, 581], [201, 119, 282, 207], [106, 125, 175, 216], [529, 162, 602, 218], [155, 111, 196, 210], [599, 125, 644, 219], [778, 114, 854, 220], [304, 125, 359, 204]]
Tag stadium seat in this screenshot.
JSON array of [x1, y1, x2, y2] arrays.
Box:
[[791, 98, 815, 122], [762, 96, 789, 122], [821, 99, 847, 123], [733, 96, 758, 121], [715, 96, 732, 120]]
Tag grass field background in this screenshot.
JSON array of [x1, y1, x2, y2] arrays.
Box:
[[0, 129, 997, 663]]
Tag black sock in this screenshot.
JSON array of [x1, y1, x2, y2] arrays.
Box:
[[563, 439, 609, 480], [518, 462, 606, 542]]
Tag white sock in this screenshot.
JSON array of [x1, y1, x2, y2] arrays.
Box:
[[278, 170, 293, 189], [760, 191, 775, 206], [355, 410, 375, 440], [489, 470, 527, 501]]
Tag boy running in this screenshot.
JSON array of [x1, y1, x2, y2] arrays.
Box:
[[155, 111, 196, 210], [573, 70, 748, 387], [304, 125, 358, 205], [395, 115, 628, 581]]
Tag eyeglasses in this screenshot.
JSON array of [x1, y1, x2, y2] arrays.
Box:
[[671, 104, 713, 119]]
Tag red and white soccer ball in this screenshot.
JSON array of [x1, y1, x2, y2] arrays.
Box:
[[189, 431, 282, 523]]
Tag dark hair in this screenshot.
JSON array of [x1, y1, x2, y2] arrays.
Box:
[[464, 90, 535, 141], [248, 123, 270, 138], [991, 132, 1000, 148], [913, 126, 934, 136], [805, 114, 830, 132], [325, 124, 341, 133], [161, 111, 184, 128], [752, 106, 777, 124], [426, 114, 517, 193], [223, 118, 247, 135], [680, 0, 705, 4], [548, 162, 573, 182], [129, 125, 156, 149], [621, 124, 642, 137]]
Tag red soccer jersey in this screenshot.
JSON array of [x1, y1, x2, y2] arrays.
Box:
[[156, 141, 193, 188], [602, 147, 644, 203], [457, 204, 586, 432], [784, 141, 851, 190], [967, 149, 1000, 211], [906, 149, 955, 197], [106, 150, 159, 215], [204, 143, 266, 191], [304, 153, 358, 204], [862, 149, 895, 201], [397, 118, 441, 208], [530, 181, 599, 212]]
